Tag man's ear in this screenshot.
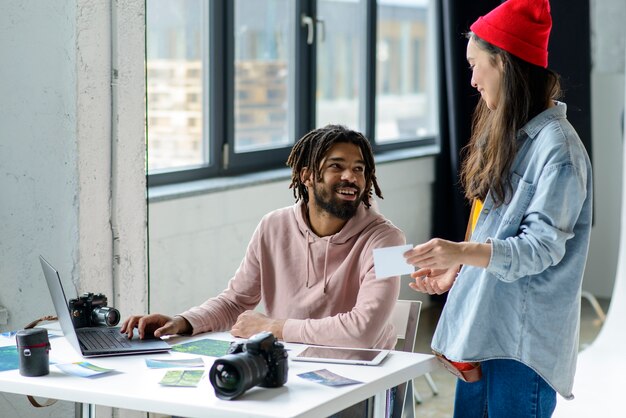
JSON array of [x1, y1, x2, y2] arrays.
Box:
[[300, 167, 313, 187]]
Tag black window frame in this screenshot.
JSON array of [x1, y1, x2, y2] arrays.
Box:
[[147, 0, 440, 188]]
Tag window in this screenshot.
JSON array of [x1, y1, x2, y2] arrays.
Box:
[[376, 0, 438, 143], [146, 0, 208, 175], [316, 0, 364, 131], [233, 0, 294, 154], [147, 0, 439, 186]]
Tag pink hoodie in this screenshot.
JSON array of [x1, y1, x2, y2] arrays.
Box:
[[180, 201, 405, 349]]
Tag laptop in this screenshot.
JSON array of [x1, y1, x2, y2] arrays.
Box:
[[39, 255, 170, 357]]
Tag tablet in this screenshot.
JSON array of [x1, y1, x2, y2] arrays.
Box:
[[292, 346, 390, 366]]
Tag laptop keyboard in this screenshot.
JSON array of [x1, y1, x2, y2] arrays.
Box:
[[78, 328, 132, 350]]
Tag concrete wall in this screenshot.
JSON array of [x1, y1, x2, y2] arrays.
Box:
[[1, 2, 83, 416], [0, 1, 146, 417], [1, 3, 83, 415]]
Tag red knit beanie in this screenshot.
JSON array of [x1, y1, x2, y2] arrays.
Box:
[[470, 0, 552, 68]]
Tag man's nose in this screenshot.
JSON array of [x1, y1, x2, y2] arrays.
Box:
[[341, 169, 357, 182]]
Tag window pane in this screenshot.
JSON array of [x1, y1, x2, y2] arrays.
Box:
[[376, 0, 438, 143], [146, 0, 208, 172], [316, 0, 362, 131], [234, 0, 294, 153]]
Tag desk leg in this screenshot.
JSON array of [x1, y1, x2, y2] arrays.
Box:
[[76, 403, 96, 418], [373, 391, 386, 418]]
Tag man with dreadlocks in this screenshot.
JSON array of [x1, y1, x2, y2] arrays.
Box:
[[122, 124, 405, 349]]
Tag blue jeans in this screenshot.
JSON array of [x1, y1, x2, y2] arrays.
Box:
[[453, 359, 556, 418]]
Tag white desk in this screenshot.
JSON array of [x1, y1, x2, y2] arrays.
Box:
[[0, 329, 439, 418]]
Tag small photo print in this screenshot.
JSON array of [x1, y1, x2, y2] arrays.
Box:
[[159, 369, 205, 387], [56, 362, 114, 378], [171, 338, 232, 357], [297, 369, 362, 387], [146, 357, 205, 369]]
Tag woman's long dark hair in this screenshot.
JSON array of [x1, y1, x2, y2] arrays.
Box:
[[460, 33, 562, 206]]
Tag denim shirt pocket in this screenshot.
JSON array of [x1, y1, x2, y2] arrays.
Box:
[[487, 173, 536, 239]]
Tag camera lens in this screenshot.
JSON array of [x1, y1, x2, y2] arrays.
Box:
[[209, 354, 268, 400], [91, 307, 121, 327], [214, 363, 240, 391]]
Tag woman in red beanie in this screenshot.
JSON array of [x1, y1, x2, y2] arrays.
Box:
[[404, 0, 592, 417]]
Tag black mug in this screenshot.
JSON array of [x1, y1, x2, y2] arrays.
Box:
[[16, 328, 51, 377]]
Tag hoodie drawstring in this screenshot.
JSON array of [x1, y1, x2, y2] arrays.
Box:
[[305, 231, 311, 288], [304, 230, 332, 293], [323, 236, 331, 293]]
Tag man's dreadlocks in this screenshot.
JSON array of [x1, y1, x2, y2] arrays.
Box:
[[286, 124, 382, 208]]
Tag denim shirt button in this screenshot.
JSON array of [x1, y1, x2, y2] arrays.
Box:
[[483, 209, 489, 214]]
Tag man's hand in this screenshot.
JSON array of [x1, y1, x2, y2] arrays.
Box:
[[231, 311, 285, 340], [120, 314, 192, 340], [408, 266, 459, 295]]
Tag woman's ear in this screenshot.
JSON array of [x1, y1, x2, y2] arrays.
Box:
[[497, 54, 505, 72]]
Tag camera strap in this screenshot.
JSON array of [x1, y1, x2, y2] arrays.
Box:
[[24, 315, 58, 330], [27, 396, 58, 408], [23, 315, 59, 408]]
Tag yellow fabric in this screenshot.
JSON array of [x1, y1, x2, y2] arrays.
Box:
[[471, 199, 483, 233]]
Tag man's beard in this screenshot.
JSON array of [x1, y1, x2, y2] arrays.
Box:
[[312, 181, 362, 220]]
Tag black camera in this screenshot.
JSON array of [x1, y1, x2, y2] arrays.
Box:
[[209, 331, 288, 400], [68, 292, 120, 328]]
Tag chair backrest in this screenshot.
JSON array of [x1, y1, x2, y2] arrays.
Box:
[[390, 299, 422, 353], [389, 299, 422, 418]]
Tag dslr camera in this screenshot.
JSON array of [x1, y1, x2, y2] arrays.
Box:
[[68, 292, 121, 328], [209, 331, 288, 400]]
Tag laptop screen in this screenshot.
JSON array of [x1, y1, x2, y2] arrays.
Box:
[[39, 255, 83, 354], [39, 255, 171, 357]]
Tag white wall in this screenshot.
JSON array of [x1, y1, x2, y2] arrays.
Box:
[[583, 0, 626, 298], [583, 73, 624, 298], [148, 157, 436, 316]]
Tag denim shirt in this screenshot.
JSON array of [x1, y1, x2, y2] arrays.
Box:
[[432, 102, 593, 400]]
